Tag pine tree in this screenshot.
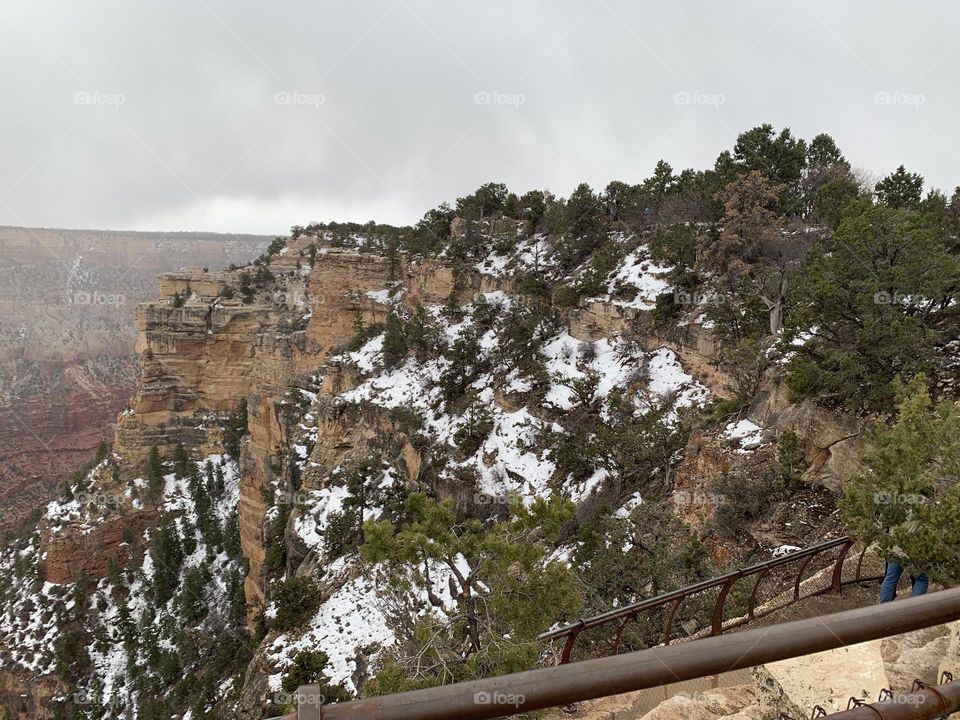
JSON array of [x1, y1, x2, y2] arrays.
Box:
[[381, 311, 408, 368], [785, 206, 957, 410], [841, 376, 960, 581], [173, 443, 190, 479], [875, 165, 924, 209], [145, 446, 165, 501], [150, 515, 184, 606]]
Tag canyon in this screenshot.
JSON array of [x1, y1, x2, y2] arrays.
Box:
[[0, 226, 271, 531]]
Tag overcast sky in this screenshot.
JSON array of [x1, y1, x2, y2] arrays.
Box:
[[0, 0, 957, 235]]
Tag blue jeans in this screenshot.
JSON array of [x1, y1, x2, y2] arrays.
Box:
[[879, 561, 929, 603]]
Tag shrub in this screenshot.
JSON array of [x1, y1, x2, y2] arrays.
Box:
[[271, 576, 323, 632]]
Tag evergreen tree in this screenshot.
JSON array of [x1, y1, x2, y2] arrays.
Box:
[[785, 206, 957, 410], [362, 493, 579, 684], [173, 443, 190, 479], [841, 376, 960, 582], [224, 398, 248, 460], [381, 311, 408, 368], [875, 165, 924, 209], [145, 446, 165, 501], [150, 515, 184, 606]]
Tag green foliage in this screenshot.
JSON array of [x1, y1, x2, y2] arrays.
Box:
[[361, 493, 579, 691], [785, 206, 957, 411], [840, 376, 960, 582], [453, 396, 494, 457], [553, 183, 606, 270], [875, 165, 924, 210], [323, 454, 389, 559], [439, 326, 484, 402], [455, 182, 509, 220], [812, 175, 872, 229], [348, 311, 381, 351], [382, 311, 408, 368], [576, 242, 623, 297], [546, 426, 597, 483], [271, 576, 323, 633], [178, 565, 210, 624], [594, 403, 688, 494], [552, 283, 580, 307], [280, 650, 351, 704], [150, 515, 184, 606], [775, 429, 805, 493], [574, 504, 709, 622], [718, 124, 808, 212], [649, 223, 698, 282], [224, 398, 248, 460], [145, 446, 165, 501], [173, 443, 190, 479]]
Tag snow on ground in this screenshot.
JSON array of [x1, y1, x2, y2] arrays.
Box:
[[772, 544, 802, 558], [645, 348, 709, 413], [267, 559, 462, 695], [723, 418, 764, 452], [473, 407, 558, 503], [365, 288, 393, 305], [541, 333, 708, 418], [603, 246, 672, 309]]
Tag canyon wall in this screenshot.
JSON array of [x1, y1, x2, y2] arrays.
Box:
[[0, 226, 271, 530]]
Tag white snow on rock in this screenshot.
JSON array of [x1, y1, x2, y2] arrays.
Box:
[[723, 418, 764, 452], [605, 246, 672, 309], [772, 544, 802, 558]]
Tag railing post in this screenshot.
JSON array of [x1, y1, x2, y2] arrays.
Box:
[[831, 541, 853, 594], [662, 597, 684, 646], [793, 554, 816, 600], [297, 684, 322, 720], [711, 575, 739, 636], [560, 623, 583, 664]]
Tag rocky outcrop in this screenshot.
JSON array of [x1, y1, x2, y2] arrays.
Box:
[[751, 375, 864, 492], [0, 225, 269, 530], [639, 686, 760, 720], [0, 666, 68, 720], [37, 508, 157, 585], [569, 300, 646, 342], [881, 625, 952, 691]]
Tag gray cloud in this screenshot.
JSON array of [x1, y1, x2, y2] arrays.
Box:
[[0, 0, 957, 234]]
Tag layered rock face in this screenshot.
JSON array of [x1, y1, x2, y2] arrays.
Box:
[[0, 226, 271, 530]]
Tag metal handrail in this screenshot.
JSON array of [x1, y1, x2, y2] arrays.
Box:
[[287, 587, 960, 720], [785, 675, 960, 719], [539, 535, 884, 662]]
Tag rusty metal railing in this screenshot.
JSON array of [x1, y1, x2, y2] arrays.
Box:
[[539, 536, 884, 663], [782, 672, 960, 719], [278, 587, 960, 720]]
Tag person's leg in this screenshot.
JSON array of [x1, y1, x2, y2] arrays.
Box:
[[879, 561, 903, 602], [910, 572, 929, 597]]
